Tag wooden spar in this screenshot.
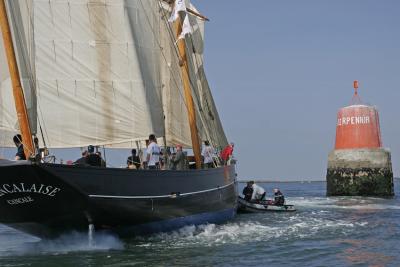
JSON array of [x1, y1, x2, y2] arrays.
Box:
[[160, 0, 210, 21], [0, 0, 34, 159], [174, 13, 202, 169], [187, 8, 209, 21]]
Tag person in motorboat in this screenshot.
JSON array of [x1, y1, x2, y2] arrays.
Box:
[[273, 188, 285, 206], [242, 182, 253, 201], [249, 181, 266, 202]]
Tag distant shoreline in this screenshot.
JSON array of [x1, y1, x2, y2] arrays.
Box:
[[237, 177, 400, 183], [237, 180, 325, 183]]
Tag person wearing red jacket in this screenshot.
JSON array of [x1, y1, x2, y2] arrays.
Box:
[[220, 142, 234, 165]]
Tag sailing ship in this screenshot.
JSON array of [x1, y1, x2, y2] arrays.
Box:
[[0, 0, 237, 238]]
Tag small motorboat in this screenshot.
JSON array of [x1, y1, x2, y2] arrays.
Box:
[[237, 196, 296, 213]]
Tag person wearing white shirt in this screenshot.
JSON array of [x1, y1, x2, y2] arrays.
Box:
[[146, 134, 160, 169], [201, 140, 215, 168], [250, 181, 266, 201]]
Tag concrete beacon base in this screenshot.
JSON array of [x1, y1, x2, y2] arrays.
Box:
[[326, 148, 394, 196]]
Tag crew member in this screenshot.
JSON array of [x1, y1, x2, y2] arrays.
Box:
[[74, 150, 89, 165], [146, 134, 160, 169], [13, 134, 26, 160], [171, 144, 185, 170], [96, 151, 106, 167], [127, 149, 141, 169], [141, 139, 149, 169], [202, 140, 215, 168], [220, 142, 234, 165], [86, 145, 102, 167]]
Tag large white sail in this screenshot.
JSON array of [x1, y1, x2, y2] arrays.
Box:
[[0, 29, 17, 148], [33, 0, 165, 148], [0, 0, 35, 147], [0, 0, 227, 149]]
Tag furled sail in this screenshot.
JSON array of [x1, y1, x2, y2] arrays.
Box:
[[0, 0, 227, 150]]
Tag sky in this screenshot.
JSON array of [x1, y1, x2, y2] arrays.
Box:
[[1, 1, 399, 181], [192, 0, 400, 180]]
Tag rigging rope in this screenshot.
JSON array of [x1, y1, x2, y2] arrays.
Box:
[[154, 0, 218, 148]]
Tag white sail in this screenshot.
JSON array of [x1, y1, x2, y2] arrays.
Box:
[[0, 0, 227, 149], [0, 0, 35, 147], [32, 0, 165, 148], [0, 28, 17, 148]]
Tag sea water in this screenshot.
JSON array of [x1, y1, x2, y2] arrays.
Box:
[[0, 180, 399, 267]]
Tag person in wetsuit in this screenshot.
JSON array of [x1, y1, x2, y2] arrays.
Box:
[[242, 182, 254, 201], [273, 188, 285, 206]]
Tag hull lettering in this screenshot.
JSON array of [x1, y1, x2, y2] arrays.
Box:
[[7, 196, 34, 205], [0, 183, 61, 198]]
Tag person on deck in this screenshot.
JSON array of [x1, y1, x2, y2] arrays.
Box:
[[74, 150, 88, 165], [249, 181, 266, 202], [273, 188, 285, 206], [220, 142, 234, 165], [202, 140, 215, 168], [13, 134, 26, 160], [170, 144, 185, 170], [96, 151, 106, 167], [242, 181, 254, 201], [141, 139, 149, 169], [86, 145, 102, 167], [146, 134, 160, 170], [127, 149, 141, 169]]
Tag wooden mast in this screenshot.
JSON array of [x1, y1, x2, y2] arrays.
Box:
[[0, 0, 34, 159], [174, 10, 202, 169]]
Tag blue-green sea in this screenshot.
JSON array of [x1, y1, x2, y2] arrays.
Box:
[[0, 180, 399, 267]]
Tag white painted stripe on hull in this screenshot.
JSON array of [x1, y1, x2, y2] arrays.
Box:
[[88, 182, 235, 199]]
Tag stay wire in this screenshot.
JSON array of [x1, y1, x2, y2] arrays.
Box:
[[141, 0, 214, 147], [156, 1, 216, 147]]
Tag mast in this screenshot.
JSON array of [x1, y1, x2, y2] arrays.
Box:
[[0, 0, 34, 159], [174, 10, 202, 169]]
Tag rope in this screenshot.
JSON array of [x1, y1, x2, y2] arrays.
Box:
[[154, 1, 217, 147]]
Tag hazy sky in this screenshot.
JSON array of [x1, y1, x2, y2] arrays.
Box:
[[193, 0, 400, 180], [1, 1, 399, 181]]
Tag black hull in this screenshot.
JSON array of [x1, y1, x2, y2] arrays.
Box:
[[0, 160, 237, 238]]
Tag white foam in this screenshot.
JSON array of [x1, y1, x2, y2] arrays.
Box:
[[135, 212, 369, 248], [0, 230, 124, 256], [287, 196, 400, 210]]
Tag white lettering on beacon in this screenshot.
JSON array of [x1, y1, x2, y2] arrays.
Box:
[[337, 116, 370, 126]]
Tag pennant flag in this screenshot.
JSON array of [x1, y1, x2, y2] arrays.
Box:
[[168, 0, 186, 22], [178, 15, 192, 40]]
